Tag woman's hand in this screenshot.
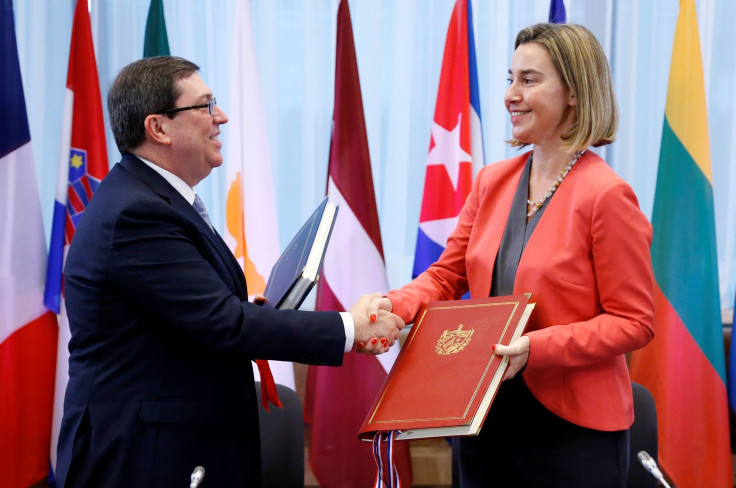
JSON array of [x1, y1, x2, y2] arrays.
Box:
[[493, 336, 530, 380], [349, 293, 403, 354]]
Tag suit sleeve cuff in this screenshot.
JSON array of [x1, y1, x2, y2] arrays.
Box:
[[340, 312, 354, 353]]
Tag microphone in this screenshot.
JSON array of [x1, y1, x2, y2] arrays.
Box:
[[190, 466, 205, 488], [637, 451, 672, 488]]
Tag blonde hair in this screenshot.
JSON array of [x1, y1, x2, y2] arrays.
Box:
[[508, 23, 618, 151]]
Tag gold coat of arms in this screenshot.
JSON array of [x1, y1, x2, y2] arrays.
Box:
[[435, 324, 474, 355]]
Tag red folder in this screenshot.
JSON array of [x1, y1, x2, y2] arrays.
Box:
[[359, 294, 535, 441]]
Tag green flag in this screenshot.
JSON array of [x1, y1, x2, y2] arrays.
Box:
[[143, 0, 170, 57]]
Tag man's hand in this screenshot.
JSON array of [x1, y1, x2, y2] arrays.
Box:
[[350, 293, 404, 354], [493, 336, 530, 380]]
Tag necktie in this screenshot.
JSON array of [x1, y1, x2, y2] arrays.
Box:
[[192, 194, 214, 233], [193, 196, 281, 410]]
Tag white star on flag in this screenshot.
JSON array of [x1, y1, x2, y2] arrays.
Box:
[[426, 113, 471, 191]]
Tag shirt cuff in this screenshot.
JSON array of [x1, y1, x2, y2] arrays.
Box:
[[340, 311, 354, 353]]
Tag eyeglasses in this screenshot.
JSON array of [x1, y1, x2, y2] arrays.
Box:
[[158, 98, 217, 116]]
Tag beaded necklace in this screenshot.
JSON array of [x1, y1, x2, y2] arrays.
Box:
[[526, 150, 585, 218]]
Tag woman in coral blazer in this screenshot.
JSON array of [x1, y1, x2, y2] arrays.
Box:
[[368, 23, 654, 487]]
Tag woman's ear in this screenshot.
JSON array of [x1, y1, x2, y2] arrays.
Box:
[[143, 114, 172, 146], [568, 92, 578, 107]]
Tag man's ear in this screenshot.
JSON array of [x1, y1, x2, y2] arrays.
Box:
[[143, 114, 172, 146]]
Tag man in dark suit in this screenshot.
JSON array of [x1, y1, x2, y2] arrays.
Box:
[[56, 56, 402, 488]]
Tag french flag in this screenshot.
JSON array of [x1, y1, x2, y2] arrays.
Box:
[[0, 0, 58, 486], [43, 0, 109, 472], [413, 0, 485, 280]]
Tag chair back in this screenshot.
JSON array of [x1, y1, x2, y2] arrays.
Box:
[[255, 382, 305, 488], [628, 382, 658, 488]]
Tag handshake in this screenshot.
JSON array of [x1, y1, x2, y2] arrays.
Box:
[[349, 293, 403, 355]]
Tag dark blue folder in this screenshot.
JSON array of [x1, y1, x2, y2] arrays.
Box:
[[262, 197, 338, 309]]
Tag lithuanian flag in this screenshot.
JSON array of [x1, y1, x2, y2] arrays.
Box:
[[629, 1, 732, 486]]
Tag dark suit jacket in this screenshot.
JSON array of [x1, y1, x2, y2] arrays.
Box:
[[57, 154, 345, 487], [388, 150, 654, 431]]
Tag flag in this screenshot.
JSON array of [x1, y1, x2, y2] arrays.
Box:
[[730, 292, 736, 412], [628, 0, 732, 486], [143, 0, 170, 57], [412, 0, 485, 280], [224, 0, 294, 390], [731, 292, 736, 413], [44, 0, 109, 471], [0, 1, 59, 486], [306, 0, 412, 485], [548, 0, 566, 23]]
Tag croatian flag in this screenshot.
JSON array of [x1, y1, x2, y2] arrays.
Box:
[[0, 1, 58, 486], [44, 0, 109, 470], [413, 0, 485, 279]]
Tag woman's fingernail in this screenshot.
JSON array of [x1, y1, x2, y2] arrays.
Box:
[[492, 344, 497, 352], [380, 338, 387, 345], [370, 314, 377, 323], [370, 338, 378, 345], [357, 342, 365, 348]]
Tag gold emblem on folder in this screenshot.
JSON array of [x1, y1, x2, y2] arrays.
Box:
[[436, 324, 474, 355]]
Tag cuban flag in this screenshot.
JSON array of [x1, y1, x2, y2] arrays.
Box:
[[43, 0, 109, 471], [413, 0, 485, 280], [0, 1, 59, 486]]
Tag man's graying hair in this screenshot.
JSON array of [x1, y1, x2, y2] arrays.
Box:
[[108, 56, 199, 154]]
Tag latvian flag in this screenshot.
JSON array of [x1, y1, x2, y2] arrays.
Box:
[[307, 1, 412, 486]]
